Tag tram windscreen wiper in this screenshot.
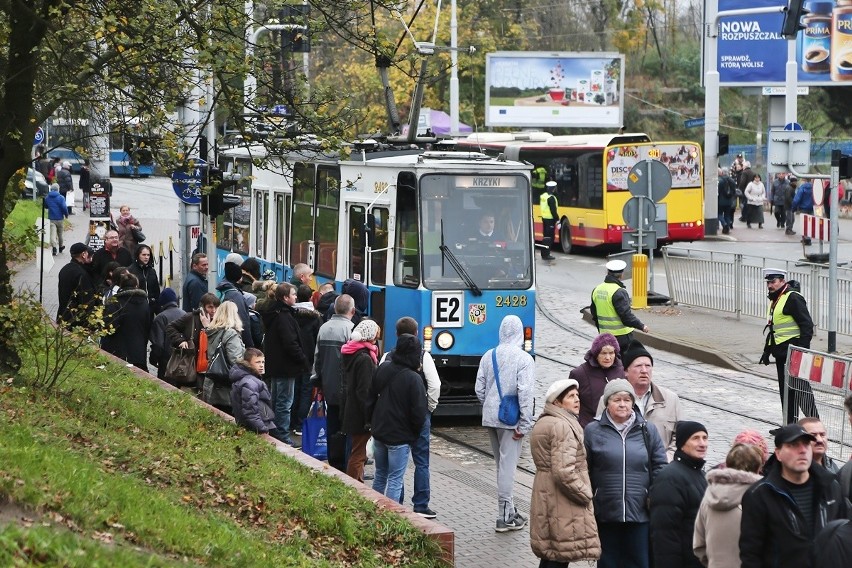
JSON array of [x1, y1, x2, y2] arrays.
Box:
[[439, 244, 482, 296]]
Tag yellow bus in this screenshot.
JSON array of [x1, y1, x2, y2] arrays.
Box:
[[456, 132, 705, 253]]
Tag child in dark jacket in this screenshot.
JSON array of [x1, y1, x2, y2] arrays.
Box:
[[229, 348, 287, 443]]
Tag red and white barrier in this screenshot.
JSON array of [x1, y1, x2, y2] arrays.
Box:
[[801, 214, 830, 241], [788, 348, 852, 389]]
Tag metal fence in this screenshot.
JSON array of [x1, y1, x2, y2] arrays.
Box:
[[785, 346, 852, 462], [661, 246, 852, 337]]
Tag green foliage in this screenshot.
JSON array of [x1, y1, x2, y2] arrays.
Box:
[[0, 355, 444, 566], [5, 199, 41, 263], [4, 291, 109, 390]]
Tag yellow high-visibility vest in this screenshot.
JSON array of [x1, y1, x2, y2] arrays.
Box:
[[769, 291, 802, 344], [592, 282, 632, 336]]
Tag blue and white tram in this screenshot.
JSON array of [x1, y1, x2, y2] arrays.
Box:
[[216, 144, 536, 415]]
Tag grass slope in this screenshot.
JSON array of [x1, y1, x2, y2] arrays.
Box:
[[0, 351, 442, 566]]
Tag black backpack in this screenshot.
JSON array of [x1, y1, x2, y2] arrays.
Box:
[[720, 176, 736, 199]]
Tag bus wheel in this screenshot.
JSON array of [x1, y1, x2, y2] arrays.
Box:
[[560, 221, 573, 254]]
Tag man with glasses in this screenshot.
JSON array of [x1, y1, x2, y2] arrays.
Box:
[[92, 229, 133, 286], [759, 268, 817, 424]]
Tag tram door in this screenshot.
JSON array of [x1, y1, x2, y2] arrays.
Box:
[[347, 203, 389, 333], [290, 162, 340, 279]]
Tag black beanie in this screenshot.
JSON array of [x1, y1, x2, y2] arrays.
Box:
[[224, 262, 243, 283], [676, 421, 708, 450], [621, 339, 653, 369]]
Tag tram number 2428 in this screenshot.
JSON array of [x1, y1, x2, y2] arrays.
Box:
[[432, 292, 528, 328]]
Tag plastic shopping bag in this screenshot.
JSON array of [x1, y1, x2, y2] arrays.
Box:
[[301, 392, 328, 461]]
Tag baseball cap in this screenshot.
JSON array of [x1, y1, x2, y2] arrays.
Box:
[[770, 424, 816, 448], [69, 242, 93, 256]]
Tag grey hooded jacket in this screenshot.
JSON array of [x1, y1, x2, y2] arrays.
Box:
[[475, 315, 535, 434]]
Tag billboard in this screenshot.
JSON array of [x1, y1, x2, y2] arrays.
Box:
[[485, 52, 625, 128], [716, 0, 847, 86]]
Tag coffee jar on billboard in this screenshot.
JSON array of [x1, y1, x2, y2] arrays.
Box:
[[832, 1, 852, 80], [802, 1, 832, 73]]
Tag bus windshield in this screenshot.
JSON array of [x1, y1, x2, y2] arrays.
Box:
[[420, 173, 532, 290]]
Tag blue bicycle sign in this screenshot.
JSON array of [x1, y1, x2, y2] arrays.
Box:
[[171, 159, 206, 205]]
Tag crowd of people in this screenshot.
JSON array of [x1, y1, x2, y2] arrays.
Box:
[[721, 153, 846, 242], [55, 223, 852, 565], [481, 325, 852, 567], [56, 250, 443, 519]]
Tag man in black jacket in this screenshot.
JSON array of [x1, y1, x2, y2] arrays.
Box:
[[740, 424, 847, 568], [650, 421, 708, 568], [57, 243, 96, 329], [368, 334, 427, 504], [262, 282, 307, 445]]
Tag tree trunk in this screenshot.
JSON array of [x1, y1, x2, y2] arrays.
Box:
[[0, 8, 50, 373]]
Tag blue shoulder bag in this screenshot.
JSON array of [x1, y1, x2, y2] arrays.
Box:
[[493, 348, 520, 426]]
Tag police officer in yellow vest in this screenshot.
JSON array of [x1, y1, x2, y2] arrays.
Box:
[[760, 268, 818, 424], [540, 180, 558, 260], [590, 259, 649, 352]]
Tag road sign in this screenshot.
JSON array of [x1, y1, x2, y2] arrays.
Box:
[[171, 159, 206, 205], [622, 196, 656, 231], [784, 122, 803, 131], [622, 229, 657, 251], [627, 159, 672, 202], [683, 117, 705, 128], [33, 127, 44, 146], [767, 129, 812, 177]]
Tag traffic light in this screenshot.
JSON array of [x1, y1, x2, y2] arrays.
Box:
[[782, 0, 808, 39], [280, 5, 310, 53], [201, 167, 240, 217], [718, 133, 730, 156], [834, 151, 852, 180]]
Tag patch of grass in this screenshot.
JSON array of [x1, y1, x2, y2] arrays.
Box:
[[7, 200, 42, 260], [0, 355, 444, 566]]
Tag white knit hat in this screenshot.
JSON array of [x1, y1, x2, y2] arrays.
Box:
[[351, 319, 380, 342], [545, 379, 579, 404]]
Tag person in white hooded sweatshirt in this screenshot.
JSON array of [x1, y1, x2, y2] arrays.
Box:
[[475, 314, 535, 532]]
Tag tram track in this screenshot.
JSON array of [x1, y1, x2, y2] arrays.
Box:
[[534, 296, 783, 428]]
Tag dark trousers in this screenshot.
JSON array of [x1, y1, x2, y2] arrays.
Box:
[[326, 404, 348, 472], [774, 204, 786, 227], [541, 219, 556, 258], [538, 560, 568, 568], [598, 522, 650, 568], [774, 343, 819, 423], [615, 332, 634, 354], [290, 372, 312, 431]]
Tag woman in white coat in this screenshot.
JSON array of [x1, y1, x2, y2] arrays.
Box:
[[744, 173, 766, 228]]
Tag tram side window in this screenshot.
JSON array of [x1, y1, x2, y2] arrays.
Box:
[[348, 204, 365, 282], [371, 207, 388, 285], [289, 163, 315, 266], [315, 166, 340, 278], [275, 194, 291, 264], [394, 173, 420, 288], [217, 178, 251, 254], [577, 152, 604, 210], [254, 191, 268, 258]]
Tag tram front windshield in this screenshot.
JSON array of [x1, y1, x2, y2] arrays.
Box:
[[420, 173, 532, 291]]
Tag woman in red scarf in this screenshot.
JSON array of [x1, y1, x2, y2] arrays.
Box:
[[341, 318, 381, 482]]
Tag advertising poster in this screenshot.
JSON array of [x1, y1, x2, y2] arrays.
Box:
[[606, 143, 702, 191], [717, 0, 849, 86], [485, 52, 625, 128]]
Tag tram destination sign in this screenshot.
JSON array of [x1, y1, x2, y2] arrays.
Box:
[[456, 176, 520, 188]]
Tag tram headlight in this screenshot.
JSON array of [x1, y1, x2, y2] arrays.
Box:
[[435, 331, 455, 350]]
